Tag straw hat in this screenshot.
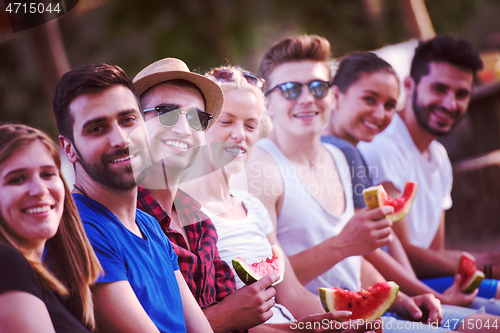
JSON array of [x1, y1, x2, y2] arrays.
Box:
[[133, 58, 224, 121]]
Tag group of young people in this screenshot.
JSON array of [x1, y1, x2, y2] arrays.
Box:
[[1, 33, 500, 333]]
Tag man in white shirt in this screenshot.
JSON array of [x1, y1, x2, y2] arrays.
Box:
[[359, 35, 500, 302]]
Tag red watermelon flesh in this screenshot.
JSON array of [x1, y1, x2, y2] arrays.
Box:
[[363, 182, 418, 222], [457, 252, 484, 293], [249, 257, 280, 275], [232, 244, 285, 286], [319, 282, 399, 321]]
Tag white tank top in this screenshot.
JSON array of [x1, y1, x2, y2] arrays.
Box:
[[257, 138, 361, 293]]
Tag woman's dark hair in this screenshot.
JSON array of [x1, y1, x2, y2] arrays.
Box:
[[333, 52, 399, 93]]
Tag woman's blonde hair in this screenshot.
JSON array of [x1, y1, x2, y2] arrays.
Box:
[[205, 66, 269, 136], [0, 123, 102, 330]]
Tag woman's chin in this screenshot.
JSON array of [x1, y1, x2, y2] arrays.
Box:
[[223, 159, 246, 176]]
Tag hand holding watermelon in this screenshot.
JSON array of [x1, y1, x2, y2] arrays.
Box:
[[213, 273, 279, 330], [335, 206, 394, 257], [440, 273, 477, 307]]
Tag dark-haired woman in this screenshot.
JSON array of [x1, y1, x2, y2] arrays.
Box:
[[322, 53, 500, 318]]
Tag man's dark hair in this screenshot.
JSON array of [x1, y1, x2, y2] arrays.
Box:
[[410, 35, 483, 84], [53, 63, 140, 142], [333, 52, 398, 93]]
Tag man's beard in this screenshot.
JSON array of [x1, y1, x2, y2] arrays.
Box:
[[412, 90, 463, 137], [75, 146, 140, 191]]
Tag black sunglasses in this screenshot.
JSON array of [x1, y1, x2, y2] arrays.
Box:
[[265, 80, 332, 100], [207, 68, 265, 90], [143, 104, 213, 132]]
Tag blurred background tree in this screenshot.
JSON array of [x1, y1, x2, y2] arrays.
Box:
[[2, 0, 500, 249], [1, 0, 500, 137]]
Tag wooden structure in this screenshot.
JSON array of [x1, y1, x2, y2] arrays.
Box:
[[441, 82, 500, 250]]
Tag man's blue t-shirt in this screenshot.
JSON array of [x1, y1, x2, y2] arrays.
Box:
[[74, 194, 186, 333]]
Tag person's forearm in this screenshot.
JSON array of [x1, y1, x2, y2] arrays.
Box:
[[203, 304, 238, 333], [176, 272, 214, 333], [288, 238, 348, 286], [185, 307, 214, 333], [364, 249, 437, 297], [470, 251, 500, 265], [406, 245, 461, 278], [469, 251, 500, 280], [276, 286, 325, 319], [385, 231, 416, 276], [273, 251, 326, 319], [360, 258, 385, 288]]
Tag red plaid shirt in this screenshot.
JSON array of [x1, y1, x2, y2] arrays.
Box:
[[137, 187, 237, 309]]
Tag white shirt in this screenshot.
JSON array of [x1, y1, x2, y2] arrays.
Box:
[[358, 114, 453, 249], [201, 190, 294, 323], [257, 138, 361, 293]]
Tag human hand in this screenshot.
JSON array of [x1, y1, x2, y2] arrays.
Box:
[[335, 206, 394, 257], [391, 293, 443, 326], [440, 274, 477, 306], [290, 311, 383, 332], [205, 273, 278, 332]]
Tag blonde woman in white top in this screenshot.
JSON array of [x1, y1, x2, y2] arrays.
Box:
[[180, 66, 382, 333]]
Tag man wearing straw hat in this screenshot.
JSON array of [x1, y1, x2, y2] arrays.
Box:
[[133, 58, 279, 333]]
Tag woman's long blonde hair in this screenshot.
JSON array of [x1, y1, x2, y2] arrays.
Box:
[[0, 124, 102, 330]]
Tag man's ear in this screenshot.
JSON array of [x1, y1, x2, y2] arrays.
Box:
[[264, 95, 272, 114], [404, 76, 415, 94], [331, 85, 340, 110], [59, 135, 78, 164], [264, 97, 274, 118]]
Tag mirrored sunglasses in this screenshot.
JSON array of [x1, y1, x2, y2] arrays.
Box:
[[143, 104, 213, 132], [265, 80, 332, 100], [207, 68, 265, 90]]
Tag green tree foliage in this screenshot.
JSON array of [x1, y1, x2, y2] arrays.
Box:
[[1, 0, 500, 135]]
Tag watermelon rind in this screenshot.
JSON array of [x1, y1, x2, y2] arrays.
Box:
[[232, 244, 285, 286], [462, 270, 485, 294], [362, 185, 387, 210], [319, 281, 399, 321], [362, 182, 418, 222], [270, 244, 286, 285], [232, 257, 262, 285]]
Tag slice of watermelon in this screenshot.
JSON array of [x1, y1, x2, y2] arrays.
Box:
[[363, 181, 418, 222], [232, 244, 285, 286], [319, 282, 399, 321], [457, 252, 484, 293]]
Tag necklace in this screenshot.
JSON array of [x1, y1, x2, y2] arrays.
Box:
[[73, 184, 89, 197]]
